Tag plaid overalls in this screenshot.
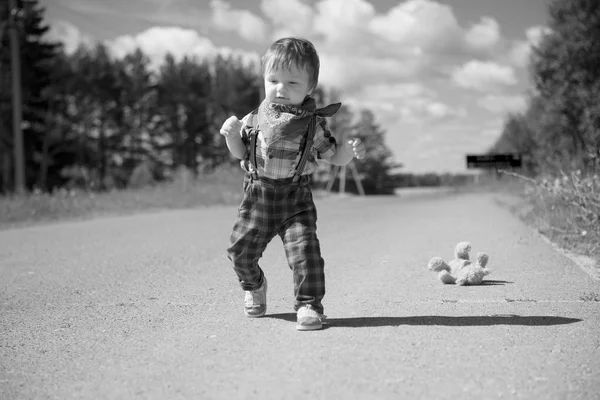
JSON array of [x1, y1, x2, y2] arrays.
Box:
[[227, 99, 341, 314]]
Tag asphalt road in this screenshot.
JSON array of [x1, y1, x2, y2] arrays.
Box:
[[1, 191, 599, 400]]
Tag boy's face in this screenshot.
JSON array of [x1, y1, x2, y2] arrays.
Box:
[[264, 63, 312, 106]]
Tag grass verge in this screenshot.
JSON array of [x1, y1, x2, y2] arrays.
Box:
[[0, 167, 246, 230], [472, 170, 600, 267]]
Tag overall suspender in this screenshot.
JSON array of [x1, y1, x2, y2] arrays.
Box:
[[248, 129, 259, 180], [292, 115, 317, 183], [246, 102, 341, 183]]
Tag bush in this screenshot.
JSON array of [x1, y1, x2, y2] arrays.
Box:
[[507, 170, 600, 258]]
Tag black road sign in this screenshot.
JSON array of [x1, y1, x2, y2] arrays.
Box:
[[466, 154, 522, 169]]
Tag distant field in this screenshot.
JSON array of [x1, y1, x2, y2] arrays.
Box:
[[394, 186, 456, 197]]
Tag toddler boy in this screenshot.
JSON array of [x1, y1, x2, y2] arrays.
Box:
[[220, 37, 365, 330]]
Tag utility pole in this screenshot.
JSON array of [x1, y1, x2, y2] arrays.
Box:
[[7, 0, 25, 194]]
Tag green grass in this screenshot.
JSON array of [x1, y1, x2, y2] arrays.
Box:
[[513, 170, 598, 260], [0, 167, 246, 229], [472, 170, 600, 263]]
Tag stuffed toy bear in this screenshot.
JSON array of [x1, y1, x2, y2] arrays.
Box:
[[427, 242, 491, 285]]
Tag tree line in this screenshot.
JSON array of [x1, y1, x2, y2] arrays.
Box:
[[0, 0, 398, 194], [490, 0, 600, 176], [8, 0, 588, 196]]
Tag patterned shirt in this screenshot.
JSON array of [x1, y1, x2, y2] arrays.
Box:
[[239, 97, 339, 180]]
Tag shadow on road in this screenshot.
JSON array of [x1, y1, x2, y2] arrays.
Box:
[[266, 313, 582, 328], [479, 280, 514, 285]]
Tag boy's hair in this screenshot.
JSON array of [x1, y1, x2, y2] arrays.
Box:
[[261, 37, 320, 90]]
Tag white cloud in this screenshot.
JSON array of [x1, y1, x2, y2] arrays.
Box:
[[478, 94, 527, 113], [106, 27, 260, 71], [202, 0, 525, 98], [345, 82, 466, 125], [309, 0, 381, 54], [509, 42, 530, 68], [257, 1, 452, 92], [426, 101, 467, 120], [260, 0, 315, 39], [509, 25, 552, 67], [452, 60, 517, 91], [368, 82, 436, 100], [250, 0, 520, 95], [369, 0, 462, 50], [526, 25, 552, 46], [108, 27, 218, 69], [319, 54, 425, 92], [464, 17, 500, 50], [210, 0, 269, 42], [315, 0, 377, 29], [45, 20, 94, 54]]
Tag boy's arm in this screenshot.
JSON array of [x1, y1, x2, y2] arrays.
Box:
[[220, 116, 247, 159], [330, 141, 354, 166], [330, 139, 366, 165], [313, 118, 366, 165]]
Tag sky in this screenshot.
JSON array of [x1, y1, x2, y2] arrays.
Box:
[[42, 0, 552, 174]]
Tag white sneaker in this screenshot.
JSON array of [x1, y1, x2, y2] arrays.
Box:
[[296, 304, 325, 331], [244, 278, 267, 318]]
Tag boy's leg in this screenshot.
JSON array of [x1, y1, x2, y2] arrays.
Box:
[[227, 180, 275, 291], [279, 188, 325, 315]]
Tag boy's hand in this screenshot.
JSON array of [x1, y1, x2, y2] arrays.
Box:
[[220, 116, 242, 138], [347, 138, 366, 159]]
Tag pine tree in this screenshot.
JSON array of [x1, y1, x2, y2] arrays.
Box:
[[157, 54, 214, 172], [352, 109, 398, 194]]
